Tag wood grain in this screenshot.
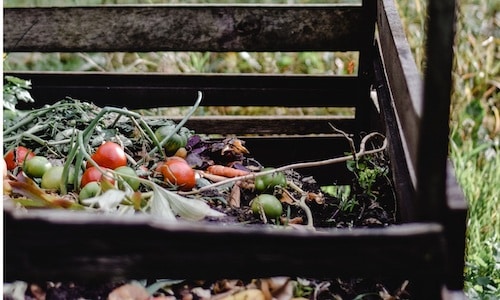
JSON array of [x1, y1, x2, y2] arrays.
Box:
[[4, 5, 365, 52]]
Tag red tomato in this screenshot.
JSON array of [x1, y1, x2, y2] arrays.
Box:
[[81, 166, 115, 188], [90, 142, 127, 170], [4, 146, 35, 170], [160, 158, 196, 191]]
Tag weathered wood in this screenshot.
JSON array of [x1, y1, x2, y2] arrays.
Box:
[[444, 162, 468, 290], [4, 5, 365, 52], [417, 0, 457, 221], [239, 135, 354, 185], [5, 72, 361, 109], [169, 115, 356, 135], [4, 204, 447, 283], [373, 44, 416, 222], [376, 0, 423, 184]]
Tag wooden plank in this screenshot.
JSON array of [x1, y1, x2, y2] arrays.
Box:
[[4, 4, 365, 52], [372, 45, 416, 222], [169, 115, 356, 135], [4, 205, 446, 283], [241, 135, 354, 185], [5, 72, 361, 109], [417, 0, 457, 221], [376, 0, 423, 180], [443, 162, 467, 290], [354, 0, 378, 134]]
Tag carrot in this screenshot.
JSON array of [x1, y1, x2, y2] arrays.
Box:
[[206, 165, 250, 178]]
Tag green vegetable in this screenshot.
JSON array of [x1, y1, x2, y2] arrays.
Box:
[[155, 125, 188, 156], [79, 181, 102, 201], [41, 166, 75, 191], [114, 166, 141, 191], [254, 167, 287, 192], [23, 156, 52, 178], [250, 194, 283, 219]]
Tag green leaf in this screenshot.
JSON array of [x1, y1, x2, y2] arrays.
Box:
[[464, 99, 485, 124], [145, 279, 185, 295], [14, 87, 34, 103], [149, 183, 224, 221], [5, 75, 32, 89], [3, 75, 34, 111], [149, 185, 176, 221], [80, 189, 126, 211], [2, 94, 17, 111]]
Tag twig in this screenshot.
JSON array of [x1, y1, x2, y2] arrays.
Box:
[[328, 123, 357, 161], [285, 181, 315, 231]]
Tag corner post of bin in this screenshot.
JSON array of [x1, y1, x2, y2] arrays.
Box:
[[417, 0, 466, 291], [355, 0, 380, 138], [418, 0, 456, 219]]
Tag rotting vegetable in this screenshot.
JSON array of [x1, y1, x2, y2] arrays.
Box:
[[3, 78, 395, 229], [114, 166, 141, 191], [81, 166, 114, 188], [89, 141, 127, 170], [4, 146, 35, 171], [155, 124, 190, 156], [250, 193, 283, 220], [41, 165, 75, 191], [254, 167, 287, 193], [159, 157, 196, 191], [79, 181, 102, 201], [22, 155, 52, 178]]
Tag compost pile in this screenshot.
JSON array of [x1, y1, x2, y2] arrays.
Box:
[[3, 78, 408, 299]]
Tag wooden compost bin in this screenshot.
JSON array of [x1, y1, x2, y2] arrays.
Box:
[[3, 0, 467, 298]]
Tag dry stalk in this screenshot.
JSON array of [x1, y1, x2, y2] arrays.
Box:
[[284, 181, 315, 231]]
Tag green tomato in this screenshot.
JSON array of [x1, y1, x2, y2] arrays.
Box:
[[23, 156, 52, 178], [114, 166, 141, 191], [254, 168, 287, 192], [155, 125, 188, 156], [251, 194, 283, 219], [79, 181, 101, 201], [41, 166, 75, 191], [254, 177, 267, 192]]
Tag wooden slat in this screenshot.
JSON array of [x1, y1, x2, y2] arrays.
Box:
[[4, 4, 364, 52], [444, 162, 468, 290], [372, 45, 416, 222], [6, 71, 361, 109], [376, 0, 423, 182], [4, 205, 446, 283], [240, 135, 354, 185], [170, 115, 356, 135]]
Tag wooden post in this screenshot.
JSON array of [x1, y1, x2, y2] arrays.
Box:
[[417, 0, 456, 222]]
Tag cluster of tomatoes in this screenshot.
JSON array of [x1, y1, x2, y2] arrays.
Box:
[[79, 141, 140, 200], [4, 127, 287, 220], [3, 145, 67, 191], [3, 137, 198, 203]]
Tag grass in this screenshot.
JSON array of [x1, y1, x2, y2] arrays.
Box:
[[399, 1, 499, 298], [3, 0, 499, 298]]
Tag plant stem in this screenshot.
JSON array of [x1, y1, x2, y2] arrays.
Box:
[[137, 91, 203, 164]]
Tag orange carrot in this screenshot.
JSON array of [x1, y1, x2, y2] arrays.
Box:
[[206, 165, 250, 178]]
